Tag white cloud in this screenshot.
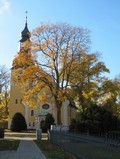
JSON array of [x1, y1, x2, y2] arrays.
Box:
[[0, 0, 10, 15]]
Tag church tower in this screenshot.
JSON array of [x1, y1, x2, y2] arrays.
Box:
[[8, 13, 35, 129]]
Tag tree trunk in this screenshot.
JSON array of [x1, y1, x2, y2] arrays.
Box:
[[57, 106, 62, 125], [55, 98, 62, 125]]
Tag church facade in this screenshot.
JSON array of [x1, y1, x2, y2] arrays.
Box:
[[8, 18, 77, 130]]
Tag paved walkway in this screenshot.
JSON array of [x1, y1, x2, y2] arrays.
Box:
[[0, 140, 46, 159]]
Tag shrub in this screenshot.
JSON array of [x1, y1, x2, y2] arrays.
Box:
[[40, 113, 55, 133], [10, 112, 27, 132], [70, 104, 119, 134], [45, 113, 55, 130]]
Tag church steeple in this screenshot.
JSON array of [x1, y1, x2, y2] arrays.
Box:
[[19, 11, 30, 50]]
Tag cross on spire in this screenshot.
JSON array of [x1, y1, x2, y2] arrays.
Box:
[[25, 11, 28, 23]]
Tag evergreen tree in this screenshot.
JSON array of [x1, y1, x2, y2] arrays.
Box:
[[44, 113, 55, 130]]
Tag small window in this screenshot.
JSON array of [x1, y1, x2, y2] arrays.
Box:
[[20, 99, 22, 104], [33, 122, 35, 126], [31, 110, 34, 116], [29, 123, 31, 126], [15, 99, 18, 104]]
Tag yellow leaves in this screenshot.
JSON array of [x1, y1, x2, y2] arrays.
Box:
[[70, 52, 109, 84], [13, 51, 34, 70], [21, 79, 52, 108], [12, 49, 56, 108], [38, 94, 47, 103], [0, 104, 8, 121], [57, 88, 75, 102], [82, 90, 95, 99], [101, 92, 115, 104], [23, 90, 50, 108], [13, 61, 44, 86], [58, 90, 66, 102]]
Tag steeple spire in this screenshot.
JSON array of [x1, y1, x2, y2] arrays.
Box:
[[25, 11, 28, 24], [20, 11, 30, 43]]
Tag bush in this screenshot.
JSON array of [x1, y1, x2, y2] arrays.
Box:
[[10, 113, 27, 132], [70, 104, 119, 134], [40, 113, 55, 133], [45, 113, 55, 129]]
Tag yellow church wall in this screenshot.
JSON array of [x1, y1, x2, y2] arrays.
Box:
[[8, 69, 25, 126], [8, 83, 25, 129]]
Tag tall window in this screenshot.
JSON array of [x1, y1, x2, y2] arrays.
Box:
[[15, 99, 18, 104], [31, 110, 34, 116]]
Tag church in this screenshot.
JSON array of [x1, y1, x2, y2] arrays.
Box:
[[8, 16, 77, 130]]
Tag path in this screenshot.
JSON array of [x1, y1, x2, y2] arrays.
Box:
[[0, 132, 47, 159]]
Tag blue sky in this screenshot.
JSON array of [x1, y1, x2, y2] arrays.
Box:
[[0, 0, 120, 79]]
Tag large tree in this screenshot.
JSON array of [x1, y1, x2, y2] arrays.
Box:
[[69, 52, 109, 111], [13, 22, 90, 124], [100, 76, 120, 115]]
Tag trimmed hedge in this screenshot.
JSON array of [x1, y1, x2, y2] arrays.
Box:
[[10, 113, 27, 132]]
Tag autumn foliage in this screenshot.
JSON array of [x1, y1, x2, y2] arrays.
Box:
[[12, 22, 120, 125]]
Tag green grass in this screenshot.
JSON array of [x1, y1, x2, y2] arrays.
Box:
[[62, 141, 120, 159], [35, 140, 120, 159], [35, 140, 75, 159], [0, 139, 20, 151]]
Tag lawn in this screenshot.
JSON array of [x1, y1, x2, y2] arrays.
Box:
[[61, 141, 120, 159], [0, 139, 20, 151], [35, 140, 75, 159], [35, 139, 120, 159]]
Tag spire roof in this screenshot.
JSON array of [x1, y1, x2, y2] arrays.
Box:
[[20, 11, 30, 42]]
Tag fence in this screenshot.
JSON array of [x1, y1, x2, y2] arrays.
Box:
[[49, 129, 120, 158]]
